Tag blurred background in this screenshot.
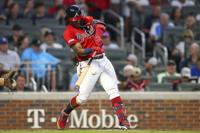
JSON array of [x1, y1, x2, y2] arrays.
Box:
[[0, 0, 200, 92]]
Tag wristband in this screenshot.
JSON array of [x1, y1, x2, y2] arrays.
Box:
[[83, 48, 93, 55]]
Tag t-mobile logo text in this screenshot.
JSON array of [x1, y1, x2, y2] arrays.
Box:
[[27, 109, 45, 128]]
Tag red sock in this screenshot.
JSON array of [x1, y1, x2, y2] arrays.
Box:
[[70, 95, 79, 108], [64, 96, 79, 114], [111, 96, 123, 105], [111, 96, 127, 123]]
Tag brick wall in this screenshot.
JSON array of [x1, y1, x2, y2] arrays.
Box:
[[0, 92, 200, 130]]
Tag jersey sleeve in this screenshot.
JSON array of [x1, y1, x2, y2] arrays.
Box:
[[95, 23, 106, 37], [63, 29, 79, 47]]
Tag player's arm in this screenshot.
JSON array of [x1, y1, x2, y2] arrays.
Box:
[[64, 29, 94, 56], [93, 21, 106, 46], [95, 23, 106, 37], [71, 42, 93, 56]]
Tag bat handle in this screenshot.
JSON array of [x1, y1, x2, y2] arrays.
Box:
[[76, 51, 97, 89], [91, 51, 97, 58], [88, 51, 97, 65]]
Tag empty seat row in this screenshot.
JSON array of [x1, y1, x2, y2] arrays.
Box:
[[163, 27, 200, 50], [146, 83, 200, 92], [142, 6, 200, 17]]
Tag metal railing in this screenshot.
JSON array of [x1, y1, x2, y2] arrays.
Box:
[[153, 43, 168, 66], [20, 61, 57, 92], [0, 60, 58, 92], [131, 27, 146, 60], [101, 9, 125, 48]]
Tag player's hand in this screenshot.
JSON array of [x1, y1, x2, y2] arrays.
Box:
[[82, 16, 93, 26]]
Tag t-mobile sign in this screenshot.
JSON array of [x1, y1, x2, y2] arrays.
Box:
[[27, 109, 138, 129]]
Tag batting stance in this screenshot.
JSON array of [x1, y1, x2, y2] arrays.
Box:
[[57, 5, 130, 129]]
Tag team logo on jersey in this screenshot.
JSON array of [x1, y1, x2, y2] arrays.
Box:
[[76, 34, 84, 43], [76, 26, 95, 43]]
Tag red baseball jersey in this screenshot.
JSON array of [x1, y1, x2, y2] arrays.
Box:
[[63, 21, 105, 61]]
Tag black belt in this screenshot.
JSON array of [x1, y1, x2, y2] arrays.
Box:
[[93, 54, 104, 60], [81, 54, 104, 61]]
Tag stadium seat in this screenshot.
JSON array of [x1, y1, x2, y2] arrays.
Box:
[[0, 20, 6, 26], [141, 76, 151, 80], [34, 0, 54, 7], [182, 6, 200, 17], [105, 49, 127, 61], [37, 18, 61, 26], [56, 61, 73, 91], [193, 28, 200, 41], [146, 83, 173, 91], [51, 25, 66, 35], [15, 0, 26, 6], [0, 25, 12, 36], [161, 6, 175, 14], [46, 48, 73, 61], [51, 26, 66, 44], [23, 26, 40, 37], [94, 82, 104, 91], [142, 6, 175, 16], [178, 83, 200, 91], [154, 67, 165, 75], [9, 19, 34, 26], [163, 27, 184, 51], [142, 6, 152, 16], [111, 60, 126, 74], [162, 76, 181, 83], [163, 27, 200, 51], [140, 76, 157, 83]]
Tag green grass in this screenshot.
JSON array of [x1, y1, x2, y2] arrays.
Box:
[[0, 130, 199, 133]]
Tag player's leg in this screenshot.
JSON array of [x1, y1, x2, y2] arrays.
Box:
[[63, 66, 100, 114], [99, 58, 130, 129], [57, 61, 101, 129]]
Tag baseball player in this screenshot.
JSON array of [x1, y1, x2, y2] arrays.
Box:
[[57, 5, 130, 129]]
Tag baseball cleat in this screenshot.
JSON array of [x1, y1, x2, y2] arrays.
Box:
[[57, 110, 69, 129], [119, 119, 130, 130], [113, 102, 130, 130], [119, 125, 128, 130]]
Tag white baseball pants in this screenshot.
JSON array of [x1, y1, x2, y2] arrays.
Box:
[[76, 54, 120, 104]]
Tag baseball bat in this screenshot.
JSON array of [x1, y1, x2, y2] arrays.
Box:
[[75, 51, 97, 89]]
